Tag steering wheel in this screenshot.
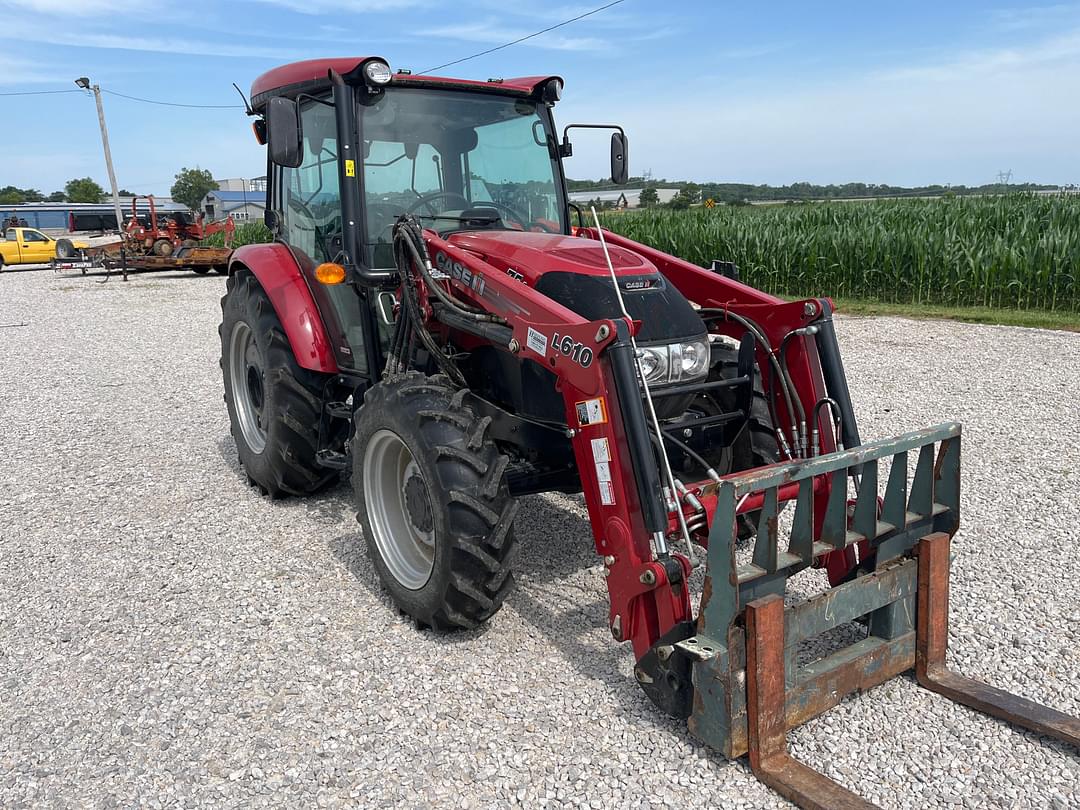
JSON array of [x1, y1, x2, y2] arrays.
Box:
[[403, 191, 472, 218]]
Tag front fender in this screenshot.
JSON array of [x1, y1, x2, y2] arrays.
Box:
[[229, 243, 339, 374]]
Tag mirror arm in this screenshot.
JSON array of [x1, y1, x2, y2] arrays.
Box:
[[560, 122, 626, 154]]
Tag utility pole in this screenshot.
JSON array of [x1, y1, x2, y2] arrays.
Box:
[[75, 77, 124, 233]]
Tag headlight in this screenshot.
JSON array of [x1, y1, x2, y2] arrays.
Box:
[[363, 60, 392, 86], [679, 339, 710, 380], [636, 338, 710, 386], [638, 347, 668, 385]]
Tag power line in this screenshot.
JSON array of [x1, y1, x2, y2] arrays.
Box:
[[421, 0, 628, 73], [102, 88, 242, 109], [0, 88, 83, 97]]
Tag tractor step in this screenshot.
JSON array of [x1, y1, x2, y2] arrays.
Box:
[[676, 424, 1079, 809], [325, 401, 352, 420], [315, 449, 349, 470]]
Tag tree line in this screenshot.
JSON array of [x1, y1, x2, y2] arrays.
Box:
[[569, 177, 1059, 208], [0, 168, 220, 211]]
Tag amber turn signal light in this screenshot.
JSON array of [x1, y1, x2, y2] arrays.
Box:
[[315, 262, 346, 285]]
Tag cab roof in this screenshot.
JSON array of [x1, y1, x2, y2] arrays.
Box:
[[249, 57, 559, 111]]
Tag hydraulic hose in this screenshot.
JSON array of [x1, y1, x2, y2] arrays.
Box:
[[392, 216, 505, 324], [701, 309, 800, 459]]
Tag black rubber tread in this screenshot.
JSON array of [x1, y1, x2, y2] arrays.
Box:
[[703, 346, 781, 538], [708, 346, 780, 471], [55, 239, 75, 259], [192, 267, 211, 275], [354, 372, 518, 631], [219, 268, 337, 498]]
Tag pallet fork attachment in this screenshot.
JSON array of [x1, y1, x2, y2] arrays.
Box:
[[679, 423, 1078, 809]]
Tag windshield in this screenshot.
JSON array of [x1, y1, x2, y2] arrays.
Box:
[[359, 87, 566, 267]]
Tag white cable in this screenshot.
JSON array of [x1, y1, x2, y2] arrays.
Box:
[[590, 207, 696, 565]]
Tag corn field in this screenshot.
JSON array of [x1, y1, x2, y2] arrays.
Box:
[[600, 194, 1080, 312], [202, 222, 272, 248]]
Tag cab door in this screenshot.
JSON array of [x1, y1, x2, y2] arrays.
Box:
[[19, 229, 54, 262]]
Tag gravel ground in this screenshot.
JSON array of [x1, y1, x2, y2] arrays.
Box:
[[1, 266, 1077, 809]]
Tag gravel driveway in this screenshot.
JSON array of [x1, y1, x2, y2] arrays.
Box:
[[1, 267, 1077, 809]]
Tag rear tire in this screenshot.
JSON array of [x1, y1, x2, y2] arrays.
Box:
[[354, 372, 518, 630], [152, 238, 174, 257], [219, 268, 337, 497]]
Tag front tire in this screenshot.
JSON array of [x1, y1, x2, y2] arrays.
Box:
[[354, 373, 518, 630], [219, 269, 337, 497]]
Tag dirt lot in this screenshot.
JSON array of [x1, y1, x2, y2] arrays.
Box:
[[1, 266, 1077, 808]]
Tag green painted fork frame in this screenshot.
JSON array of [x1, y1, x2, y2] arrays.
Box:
[[680, 422, 1079, 809]]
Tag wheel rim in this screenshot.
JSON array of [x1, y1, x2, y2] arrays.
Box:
[[228, 321, 267, 454], [364, 429, 435, 590]]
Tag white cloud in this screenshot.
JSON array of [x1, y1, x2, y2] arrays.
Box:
[[246, 0, 424, 12], [0, 54, 68, 85], [990, 4, 1080, 32], [555, 28, 1080, 186], [877, 29, 1080, 81], [0, 0, 146, 14], [0, 20, 301, 59]]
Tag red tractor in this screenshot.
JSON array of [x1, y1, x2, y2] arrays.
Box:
[[125, 194, 235, 257], [220, 57, 1078, 808]]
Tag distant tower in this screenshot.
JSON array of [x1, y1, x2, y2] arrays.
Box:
[[996, 169, 1013, 190]]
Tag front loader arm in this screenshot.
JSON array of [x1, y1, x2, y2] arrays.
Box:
[[417, 227, 869, 661], [423, 231, 695, 657]]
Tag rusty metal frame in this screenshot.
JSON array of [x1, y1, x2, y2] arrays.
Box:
[[678, 421, 1078, 808], [916, 532, 1080, 748]]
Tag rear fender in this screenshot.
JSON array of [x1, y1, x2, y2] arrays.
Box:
[[229, 243, 339, 374]]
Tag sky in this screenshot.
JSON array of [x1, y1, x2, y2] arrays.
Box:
[[1, 0, 1078, 195]]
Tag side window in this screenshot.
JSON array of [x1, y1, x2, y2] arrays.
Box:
[[282, 100, 341, 264], [22, 230, 47, 242]]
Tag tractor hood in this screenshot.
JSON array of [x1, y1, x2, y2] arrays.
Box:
[[446, 231, 659, 285], [447, 230, 706, 344]]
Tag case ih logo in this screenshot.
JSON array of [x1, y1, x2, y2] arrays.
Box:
[[623, 278, 657, 291], [435, 251, 486, 297]]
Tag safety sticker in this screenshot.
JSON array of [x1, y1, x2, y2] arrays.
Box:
[[591, 437, 610, 464], [575, 397, 607, 427], [594, 461, 612, 483], [344, 159, 356, 177], [599, 480, 616, 506], [526, 327, 548, 357]]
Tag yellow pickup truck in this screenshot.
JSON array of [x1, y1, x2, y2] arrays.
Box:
[[0, 227, 89, 270]]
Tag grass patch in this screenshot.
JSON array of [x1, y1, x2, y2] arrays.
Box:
[[831, 298, 1080, 332]]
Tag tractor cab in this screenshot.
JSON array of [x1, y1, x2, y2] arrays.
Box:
[[249, 57, 626, 378]]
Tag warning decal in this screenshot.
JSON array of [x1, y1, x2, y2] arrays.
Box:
[[344, 159, 356, 177], [574, 397, 607, 427], [599, 480, 615, 506], [526, 327, 548, 357], [591, 437, 610, 463]]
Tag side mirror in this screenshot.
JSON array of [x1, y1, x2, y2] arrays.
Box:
[[610, 132, 629, 185], [267, 96, 303, 168]]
